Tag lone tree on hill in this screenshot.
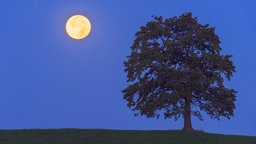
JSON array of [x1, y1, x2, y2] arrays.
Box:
[[122, 12, 237, 131]]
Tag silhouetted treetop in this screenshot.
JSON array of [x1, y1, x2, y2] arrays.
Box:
[[122, 12, 237, 131]]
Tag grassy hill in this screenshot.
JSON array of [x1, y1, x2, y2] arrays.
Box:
[[0, 129, 255, 144]]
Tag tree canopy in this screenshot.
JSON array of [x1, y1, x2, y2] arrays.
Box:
[[122, 12, 237, 131]]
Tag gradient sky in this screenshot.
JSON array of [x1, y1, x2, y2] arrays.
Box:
[[0, 0, 255, 136]]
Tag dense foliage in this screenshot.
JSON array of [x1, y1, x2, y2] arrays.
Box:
[[122, 12, 237, 130]]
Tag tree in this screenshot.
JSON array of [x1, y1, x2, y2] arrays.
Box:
[[122, 12, 237, 131]]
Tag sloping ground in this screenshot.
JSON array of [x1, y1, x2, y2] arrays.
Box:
[[0, 129, 255, 144]]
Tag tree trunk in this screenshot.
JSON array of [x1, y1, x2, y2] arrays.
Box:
[[183, 97, 193, 131]]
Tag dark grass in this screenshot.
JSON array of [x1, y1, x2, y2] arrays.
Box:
[[0, 129, 255, 144]]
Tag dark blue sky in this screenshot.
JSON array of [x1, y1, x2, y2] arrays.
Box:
[[0, 0, 255, 136]]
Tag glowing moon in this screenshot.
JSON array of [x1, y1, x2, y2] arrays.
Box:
[[66, 15, 91, 40]]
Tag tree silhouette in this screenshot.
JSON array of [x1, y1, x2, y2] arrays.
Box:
[[122, 12, 237, 131]]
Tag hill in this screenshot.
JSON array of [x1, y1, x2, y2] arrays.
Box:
[[0, 129, 255, 144]]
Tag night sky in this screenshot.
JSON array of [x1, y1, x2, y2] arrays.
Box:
[[0, 0, 255, 136]]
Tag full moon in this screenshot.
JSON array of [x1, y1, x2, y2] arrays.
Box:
[[66, 15, 91, 40]]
